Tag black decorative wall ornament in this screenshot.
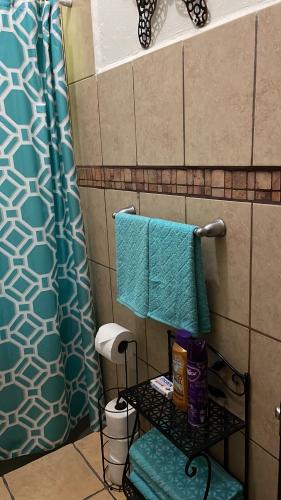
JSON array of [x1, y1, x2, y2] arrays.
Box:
[[136, 0, 208, 50], [182, 0, 209, 28], [136, 0, 158, 49]]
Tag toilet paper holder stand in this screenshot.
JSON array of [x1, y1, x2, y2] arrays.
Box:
[[98, 339, 140, 492]]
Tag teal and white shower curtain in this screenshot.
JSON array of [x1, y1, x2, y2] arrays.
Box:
[[0, 0, 102, 459]]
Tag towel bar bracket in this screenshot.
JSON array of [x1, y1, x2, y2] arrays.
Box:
[[112, 206, 226, 238], [194, 218, 226, 238], [112, 205, 136, 219]]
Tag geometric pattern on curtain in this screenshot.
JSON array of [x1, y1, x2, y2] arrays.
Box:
[[0, 0, 102, 459]]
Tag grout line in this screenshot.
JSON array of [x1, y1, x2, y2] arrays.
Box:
[[2, 477, 14, 500], [68, 73, 96, 87], [249, 437, 279, 462], [212, 311, 281, 344], [96, 76, 104, 167], [83, 165, 281, 171], [248, 203, 254, 374], [73, 444, 108, 491], [131, 64, 138, 166], [182, 42, 186, 167], [250, 327, 281, 345], [83, 487, 108, 499], [210, 311, 250, 330], [250, 14, 258, 167]]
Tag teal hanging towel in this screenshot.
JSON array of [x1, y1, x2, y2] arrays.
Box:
[[148, 219, 211, 335], [115, 213, 150, 318], [0, 0, 102, 459]]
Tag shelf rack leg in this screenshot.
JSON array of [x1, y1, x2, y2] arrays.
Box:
[[224, 437, 229, 471], [185, 453, 212, 500]]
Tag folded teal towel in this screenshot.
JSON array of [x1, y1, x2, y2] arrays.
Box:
[[148, 219, 210, 335], [115, 213, 149, 318], [131, 461, 168, 500], [130, 471, 159, 500], [129, 429, 244, 500]]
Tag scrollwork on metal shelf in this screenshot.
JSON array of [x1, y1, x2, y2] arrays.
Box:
[[185, 453, 212, 500], [136, 0, 158, 49], [208, 344, 247, 397], [182, 0, 209, 28]]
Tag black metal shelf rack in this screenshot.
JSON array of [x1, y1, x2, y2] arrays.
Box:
[[120, 331, 250, 500]]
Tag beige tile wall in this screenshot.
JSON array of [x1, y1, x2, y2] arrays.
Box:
[[62, 0, 103, 168], [64, 2, 281, 168], [79, 186, 280, 498], [184, 15, 255, 166], [62, 2, 280, 497], [253, 2, 281, 166]]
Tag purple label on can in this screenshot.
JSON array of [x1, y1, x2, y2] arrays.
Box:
[[187, 360, 208, 426]]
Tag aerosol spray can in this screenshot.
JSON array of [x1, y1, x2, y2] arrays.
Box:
[[187, 339, 208, 426]]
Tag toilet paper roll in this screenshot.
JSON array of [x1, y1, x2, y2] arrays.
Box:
[[108, 454, 125, 486], [109, 432, 139, 464], [95, 323, 134, 364], [105, 397, 136, 439]]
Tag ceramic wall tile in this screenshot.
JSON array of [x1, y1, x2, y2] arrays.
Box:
[[89, 261, 113, 327], [61, 0, 95, 83], [186, 198, 251, 325], [146, 319, 172, 374], [134, 44, 184, 166], [249, 440, 279, 500], [110, 270, 147, 362], [184, 15, 255, 166], [98, 64, 136, 166], [139, 193, 185, 222], [80, 188, 109, 267], [254, 3, 281, 165], [252, 204, 281, 341], [69, 76, 102, 166], [250, 330, 281, 458]]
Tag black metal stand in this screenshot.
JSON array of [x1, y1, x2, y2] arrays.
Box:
[[121, 330, 250, 500], [98, 340, 139, 493]]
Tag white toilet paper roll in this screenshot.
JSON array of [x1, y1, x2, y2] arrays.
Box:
[[109, 433, 139, 464], [105, 397, 136, 439], [108, 454, 125, 486], [95, 323, 134, 364]]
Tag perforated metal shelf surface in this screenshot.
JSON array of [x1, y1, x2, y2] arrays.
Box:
[[120, 374, 245, 460]]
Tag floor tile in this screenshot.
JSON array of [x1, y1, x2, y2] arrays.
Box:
[[5, 444, 103, 500], [75, 434, 127, 500], [111, 490, 126, 500], [88, 489, 113, 499], [0, 479, 11, 499], [75, 433, 104, 480]]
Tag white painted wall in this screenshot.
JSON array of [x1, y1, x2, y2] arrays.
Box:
[[92, 0, 279, 73]]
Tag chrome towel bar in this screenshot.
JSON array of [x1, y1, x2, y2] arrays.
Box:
[[112, 205, 226, 238]]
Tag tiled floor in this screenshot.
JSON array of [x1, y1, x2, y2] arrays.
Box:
[[0, 433, 126, 500]]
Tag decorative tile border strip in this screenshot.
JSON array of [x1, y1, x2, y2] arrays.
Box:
[[77, 166, 281, 204]]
